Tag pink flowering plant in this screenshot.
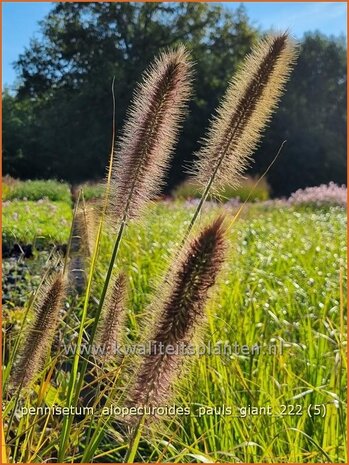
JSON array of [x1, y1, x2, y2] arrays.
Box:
[[289, 182, 347, 207]]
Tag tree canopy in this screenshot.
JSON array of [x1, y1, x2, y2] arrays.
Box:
[[3, 2, 347, 195], [256, 32, 347, 195]]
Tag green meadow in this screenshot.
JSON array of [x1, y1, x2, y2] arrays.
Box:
[[2, 197, 346, 463]]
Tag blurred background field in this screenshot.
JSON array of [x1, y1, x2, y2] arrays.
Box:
[[2, 176, 346, 257], [172, 176, 271, 202], [2, 180, 347, 462]]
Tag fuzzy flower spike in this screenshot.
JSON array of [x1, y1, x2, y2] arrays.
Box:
[[95, 272, 128, 362], [192, 32, 298, 194], [110, 45, 193, 221], [127, 216, 228, 412], [12, 272, 67, 387]]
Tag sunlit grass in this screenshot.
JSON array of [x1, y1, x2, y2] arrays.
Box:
[[2, 200, 72, 251], [2, 201, 347, 463]]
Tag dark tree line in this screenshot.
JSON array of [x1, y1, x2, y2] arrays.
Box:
[[3, 2, 347, 196]]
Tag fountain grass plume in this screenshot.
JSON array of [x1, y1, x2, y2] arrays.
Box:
[[74, 204, 97, 258], [110, 45, 192, 222], [95, 272, 128, 363], [127, 216, 228, 412], [11, 272, 67, 387], [192, 32, 298, 198]]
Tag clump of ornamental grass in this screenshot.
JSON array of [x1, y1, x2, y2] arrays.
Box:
[[127, 216, 228, 414], [110, 45, 193, 222], [95, 272, 128, 363], [188, 33, 298, 229], [11, 272, 67, 388]]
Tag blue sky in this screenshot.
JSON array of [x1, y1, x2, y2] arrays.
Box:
[[3, 2, 347, 88]]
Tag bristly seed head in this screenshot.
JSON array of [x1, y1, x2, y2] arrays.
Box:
[[71, 204, 97, 258], [192, 32, 298, 193], [11, 273, 66, 388], [95, 272, 127, 363], [127, 216, 228, 412], [110, 45, 193, 222]]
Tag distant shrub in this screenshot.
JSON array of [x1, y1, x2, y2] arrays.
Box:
[[3, 178, 71, 203], [289, 182, 347, 207], [78, 182, 105, 201], [2, 175, 17, 200], [3, 183, 11, 200], [172, 176, 270, 202]]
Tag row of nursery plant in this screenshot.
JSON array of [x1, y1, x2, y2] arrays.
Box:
[[3, 176, 346, 207]]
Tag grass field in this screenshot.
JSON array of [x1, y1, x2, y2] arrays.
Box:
[[2, 200, 72, 252], [2, 200, 347, 463]]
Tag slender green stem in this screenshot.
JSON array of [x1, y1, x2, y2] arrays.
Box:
[[124, 415, 146, 463], [187, 140, 287, 239], [84, 219, 126, 348], [58, 219, 126, 461], [185, 179, 212, 238], [63, 189, 82, 276], [81, 361, 126, 462], [2, 292, 34, 390], [5, 380, 24, 442], [186, 96, 254, 238]]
